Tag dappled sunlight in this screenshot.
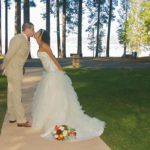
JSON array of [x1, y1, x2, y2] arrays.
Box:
[[23, 76, 41, 83]]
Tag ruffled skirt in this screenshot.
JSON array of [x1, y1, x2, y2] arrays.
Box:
[[32, 71, 105, 141]]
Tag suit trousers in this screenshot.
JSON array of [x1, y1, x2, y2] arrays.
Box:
[[6, 67, 26, 123]]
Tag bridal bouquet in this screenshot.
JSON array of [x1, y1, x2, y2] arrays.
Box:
[[51, 125, 77, 141]]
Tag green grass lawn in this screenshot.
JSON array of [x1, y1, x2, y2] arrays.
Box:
[[0, 68, 150, 149], [0, 75, 7, 133], [66, 68, 150, 150]]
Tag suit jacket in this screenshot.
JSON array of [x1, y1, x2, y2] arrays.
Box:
[[2, 33, 30, 77]]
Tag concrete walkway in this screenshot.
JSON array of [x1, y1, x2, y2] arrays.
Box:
[[0, 67, 111, 150]]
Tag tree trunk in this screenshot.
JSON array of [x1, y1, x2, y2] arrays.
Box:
[[56, 0, 61, 58], [24, 0, 30, 23], [123, 0, 128, 56], [62, 0, 66, 58], [15, 0, 21, 34], [46, 0, 50, 46], [106, 0, 113, 57], [92, 28, 95, 58], [124, 44, 126, 56], [95, 0, 100, 57], [77, 0, 82, 57], [24, 0, 31, 59], [5, 0, 8, 54], [0, 0, 2, 55]]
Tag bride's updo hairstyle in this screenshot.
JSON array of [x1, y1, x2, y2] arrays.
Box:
[[39, 29, 50, 46]]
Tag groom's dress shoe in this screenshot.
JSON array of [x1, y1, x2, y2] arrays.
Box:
[[17, 121, 31, 127], [9, 120, 16, 123]]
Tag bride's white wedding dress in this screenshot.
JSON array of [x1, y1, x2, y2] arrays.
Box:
[[32, 51, 105, 141]]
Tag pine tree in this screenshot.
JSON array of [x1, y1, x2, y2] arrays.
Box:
[[41, 0, 78, 58], [15, 0, 21, 34], [77, 0, 82, 57], [95, 0, 101, 57], [62, 0, 66, 58], [24, 0, 30, 23], [86, 0, 109, 57], [106, 0, 113, 57], [117, 0, 129, 56], [41, 0, 51, 45], [4, 0, 11, 54], [46, 0, 50, 45], [5, 0, 8, 53], [56, 0, 61, 57]]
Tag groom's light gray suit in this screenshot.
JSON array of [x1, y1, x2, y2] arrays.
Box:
[[2, 33, 29, 123]]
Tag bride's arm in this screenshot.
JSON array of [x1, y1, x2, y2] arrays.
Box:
[[43, 44, 64, 72]]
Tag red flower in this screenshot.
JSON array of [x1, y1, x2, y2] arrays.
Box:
[[69, 131, 76, 136], [57, 129, 62, 134]]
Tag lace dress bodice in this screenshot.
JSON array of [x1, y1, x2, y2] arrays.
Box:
[[37, 51, 59, 73]]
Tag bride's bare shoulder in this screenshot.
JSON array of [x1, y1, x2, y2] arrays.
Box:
[[39, 43, 49, 52], [41, 43, 52, 52], [39, 43, 53, 58]]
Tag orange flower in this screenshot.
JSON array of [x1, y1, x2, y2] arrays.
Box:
[[55, 125, 59, 131]]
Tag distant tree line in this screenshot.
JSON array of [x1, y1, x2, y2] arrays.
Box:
[[0, 0, 121, 58], [118, 0, 150, 56]]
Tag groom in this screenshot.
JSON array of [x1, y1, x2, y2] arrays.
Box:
[[1, 22, 34, 127]]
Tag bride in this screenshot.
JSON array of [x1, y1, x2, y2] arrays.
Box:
[[32, 29, 105, 141]]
